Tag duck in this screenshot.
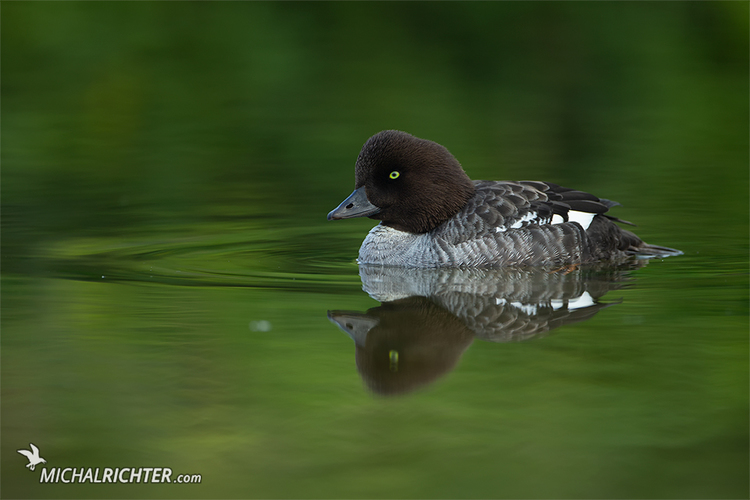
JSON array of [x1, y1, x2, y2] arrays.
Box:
[[328, 130, 682, 268]]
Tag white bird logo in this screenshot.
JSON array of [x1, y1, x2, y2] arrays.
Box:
[[18, 443, 46, 471]]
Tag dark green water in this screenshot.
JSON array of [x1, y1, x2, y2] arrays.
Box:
[[3, 3, 748, 499]]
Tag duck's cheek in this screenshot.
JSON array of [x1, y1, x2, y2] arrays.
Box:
[[366, 187, 400, 212]]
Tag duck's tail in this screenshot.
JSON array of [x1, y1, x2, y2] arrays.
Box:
[[630, 243, 683, 259], [619, 228, 683, 259]]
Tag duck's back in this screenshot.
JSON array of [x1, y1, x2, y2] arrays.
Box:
[[358, 181, 680, 268]]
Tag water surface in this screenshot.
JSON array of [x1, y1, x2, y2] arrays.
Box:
[[3, 3, 748, 498]]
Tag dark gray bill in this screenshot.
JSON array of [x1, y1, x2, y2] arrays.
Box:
[[327, 310, 379, 347], [327, 186, 380, 220]]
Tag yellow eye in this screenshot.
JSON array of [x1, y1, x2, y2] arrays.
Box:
[[389, 350, 399, 372], [389, 171, 400, 179]]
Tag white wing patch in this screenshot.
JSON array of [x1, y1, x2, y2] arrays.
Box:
[[498, 291, 595, 315], [496, 211, 539, 233], [550, 291, 595, 311], [493, 209, 595, 233], [495, 298, 538, 316], [567, 211, 596, 230], [510, 211, 538, 229], [551, 210, 596, 230]]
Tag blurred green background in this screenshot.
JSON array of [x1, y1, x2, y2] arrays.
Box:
[[2, 2, 748, 499]]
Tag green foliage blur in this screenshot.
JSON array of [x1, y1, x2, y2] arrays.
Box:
[[3, 1, 748, 270]]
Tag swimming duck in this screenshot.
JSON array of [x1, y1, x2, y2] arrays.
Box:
[[328, 130, 681, 267]]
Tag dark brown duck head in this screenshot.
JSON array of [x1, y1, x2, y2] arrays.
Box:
[[328, 130, 476, 234]]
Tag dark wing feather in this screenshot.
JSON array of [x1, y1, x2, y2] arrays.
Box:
[[604, 215, 636, 226], [443, 181, 629, 247], [566, 199, 609, 214], [519, 181, 613, 216], [600, 198, 621, 208], [441, 181, 547, 244]]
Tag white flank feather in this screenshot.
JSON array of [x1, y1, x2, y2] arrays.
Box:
[[550, 291, 595, 311], [551, 211, 595, 230]]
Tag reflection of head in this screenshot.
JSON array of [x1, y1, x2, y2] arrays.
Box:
[[335, 297, 474, 396]]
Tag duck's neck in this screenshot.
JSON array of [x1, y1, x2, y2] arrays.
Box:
[[385, 176, 476, 234]]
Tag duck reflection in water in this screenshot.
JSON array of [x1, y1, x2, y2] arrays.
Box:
[[328, 264, 640, 396]]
